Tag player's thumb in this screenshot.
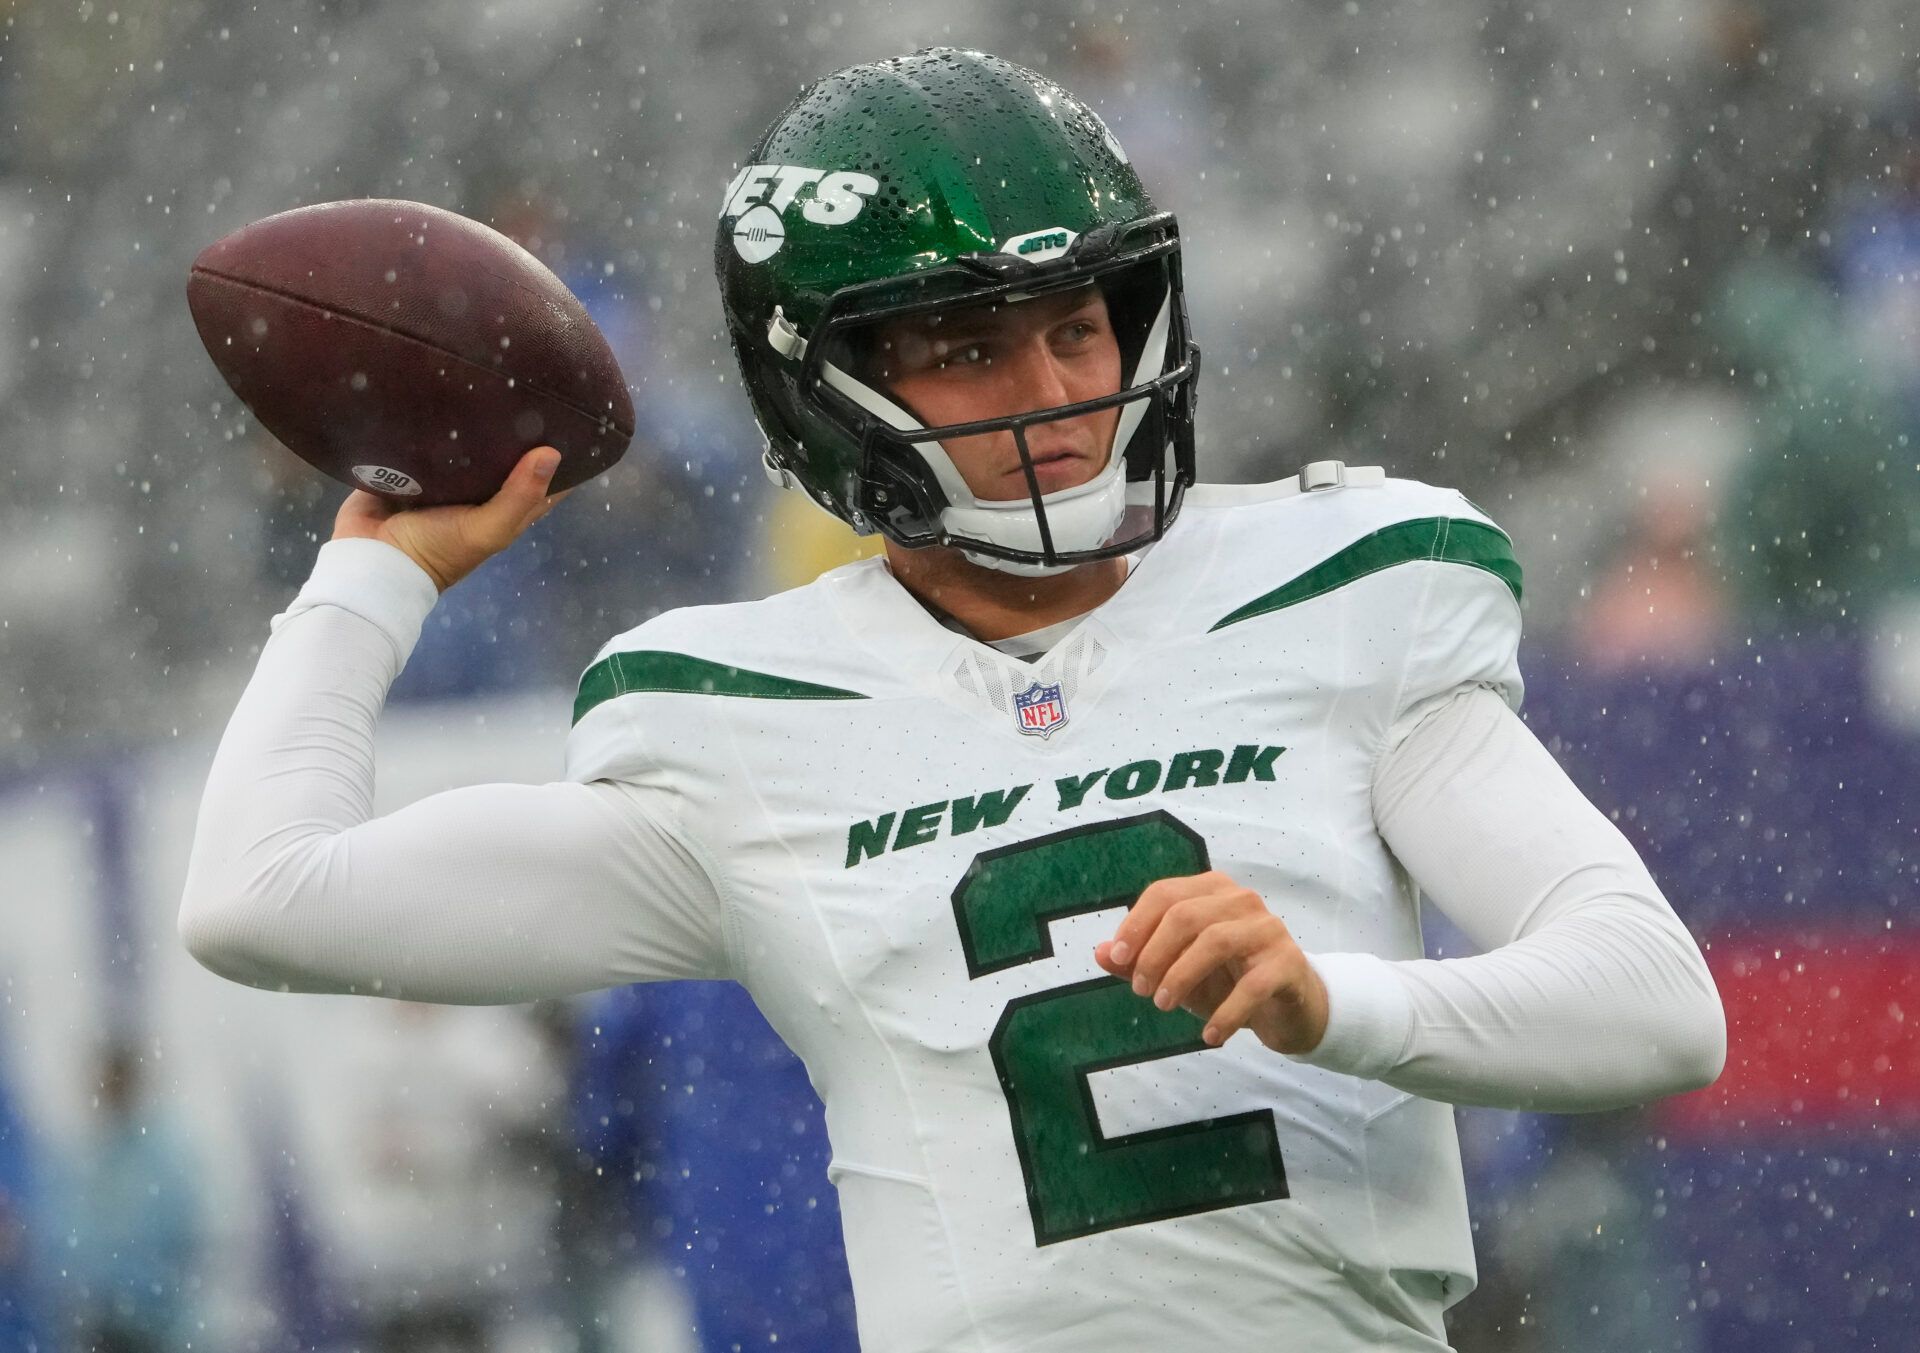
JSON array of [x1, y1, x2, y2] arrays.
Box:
[[475, 447, 563, 545]]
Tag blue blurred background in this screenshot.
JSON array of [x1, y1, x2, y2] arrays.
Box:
[[2, 1, 1918, 1349]]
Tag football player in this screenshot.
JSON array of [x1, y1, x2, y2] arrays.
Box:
[[182, 49, 1726, 1351]]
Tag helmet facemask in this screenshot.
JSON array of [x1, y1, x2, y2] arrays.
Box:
[[792, 222, 1199, 575]]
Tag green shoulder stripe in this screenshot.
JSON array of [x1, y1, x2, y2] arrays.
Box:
[[573, 650, 868, 724], [1210, 516, 1521, 632]]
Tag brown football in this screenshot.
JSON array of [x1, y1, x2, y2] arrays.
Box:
[[187, 198, 634, 507]]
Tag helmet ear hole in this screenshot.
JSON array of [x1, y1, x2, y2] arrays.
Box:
[[860, 441, 950, 531]]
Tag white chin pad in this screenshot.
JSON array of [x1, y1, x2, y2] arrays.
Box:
[[957, 550, 1083, 578], [946, 452, 1128, 575]]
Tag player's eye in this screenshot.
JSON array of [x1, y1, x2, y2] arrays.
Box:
[[934, 341, 991, 369]]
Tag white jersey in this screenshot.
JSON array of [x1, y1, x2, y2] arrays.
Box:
[[563, 474, 1523, 1350], [182, 465, 1724, 1350]]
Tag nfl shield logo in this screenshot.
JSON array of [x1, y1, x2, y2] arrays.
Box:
[[1013, 681, 1068, 739]]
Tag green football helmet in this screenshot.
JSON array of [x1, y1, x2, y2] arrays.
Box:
[[716, 47, 1199, 576]]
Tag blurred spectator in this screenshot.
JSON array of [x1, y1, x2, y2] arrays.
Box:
[[49, 1041, 202, 1353], [1713, 227, 1920, 635], [291, 1002, 566, 1353], [1574, 474, 1730, 671], [523, 999, 633, 1353], [576, 982, 858, 1353], [1834, 131, 1920, 421], [1439, 1107, 1551, 1350], [0, 1050, 45, 1352], [1489, 1112, 1706, 1353]]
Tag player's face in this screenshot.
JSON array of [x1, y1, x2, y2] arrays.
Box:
[[870, 286, 1123, 502]]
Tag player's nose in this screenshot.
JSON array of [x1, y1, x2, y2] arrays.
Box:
[[1009, 339, 1108, 464], [1005, 337, 1076, 417]]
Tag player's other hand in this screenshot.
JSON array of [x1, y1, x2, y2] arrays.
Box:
[[332, 446, 572, 593], [1094, 872, 1330, 1055]]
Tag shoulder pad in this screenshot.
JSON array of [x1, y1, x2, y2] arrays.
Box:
[[1181, 461, 1386, 509]]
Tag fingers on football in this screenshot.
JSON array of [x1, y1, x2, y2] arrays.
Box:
[[1108, 871, 1230, 970]]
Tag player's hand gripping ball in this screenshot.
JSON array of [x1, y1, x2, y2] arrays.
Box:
[[187, 199, 634, 507], [332, 444, 572, 594], [1096, 873, 1332, 1054]]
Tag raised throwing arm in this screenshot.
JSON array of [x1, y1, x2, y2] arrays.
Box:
[[179, 451, 729, 1002]]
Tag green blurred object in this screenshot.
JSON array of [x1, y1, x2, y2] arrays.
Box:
[[1712, 257, 1920, 632]]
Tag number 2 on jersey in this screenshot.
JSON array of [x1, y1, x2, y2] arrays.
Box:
[[950, 810, 1289, 1246]]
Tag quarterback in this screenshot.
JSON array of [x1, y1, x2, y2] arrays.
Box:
[[181, 50, 1726, 1351]]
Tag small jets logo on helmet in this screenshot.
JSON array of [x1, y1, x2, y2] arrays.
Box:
[[719, 163, 881, 262], [1000, 227, 1078, 263], [732, 206, 786, 264]]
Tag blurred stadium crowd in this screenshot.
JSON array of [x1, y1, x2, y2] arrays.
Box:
[[1, 0, 1918, 1350]]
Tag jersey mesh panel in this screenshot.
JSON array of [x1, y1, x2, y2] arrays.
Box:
[[943, 633, 1109, 720]]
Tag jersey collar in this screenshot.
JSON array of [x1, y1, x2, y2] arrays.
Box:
[[818, 514, 1218, 737]]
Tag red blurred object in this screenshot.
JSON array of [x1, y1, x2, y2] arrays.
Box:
[[187, 199, 634, 507], [1660, 933, 1920, 1136]]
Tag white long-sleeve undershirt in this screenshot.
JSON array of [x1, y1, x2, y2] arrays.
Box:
[[178, 538, 727, 1003], [1294, 684, 1726, 1109], [179, 537, 1725, 1111]]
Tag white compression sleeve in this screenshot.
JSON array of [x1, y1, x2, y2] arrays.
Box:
[[178, 538, 729, 1003], [1291, 685, 1726, 1111]]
